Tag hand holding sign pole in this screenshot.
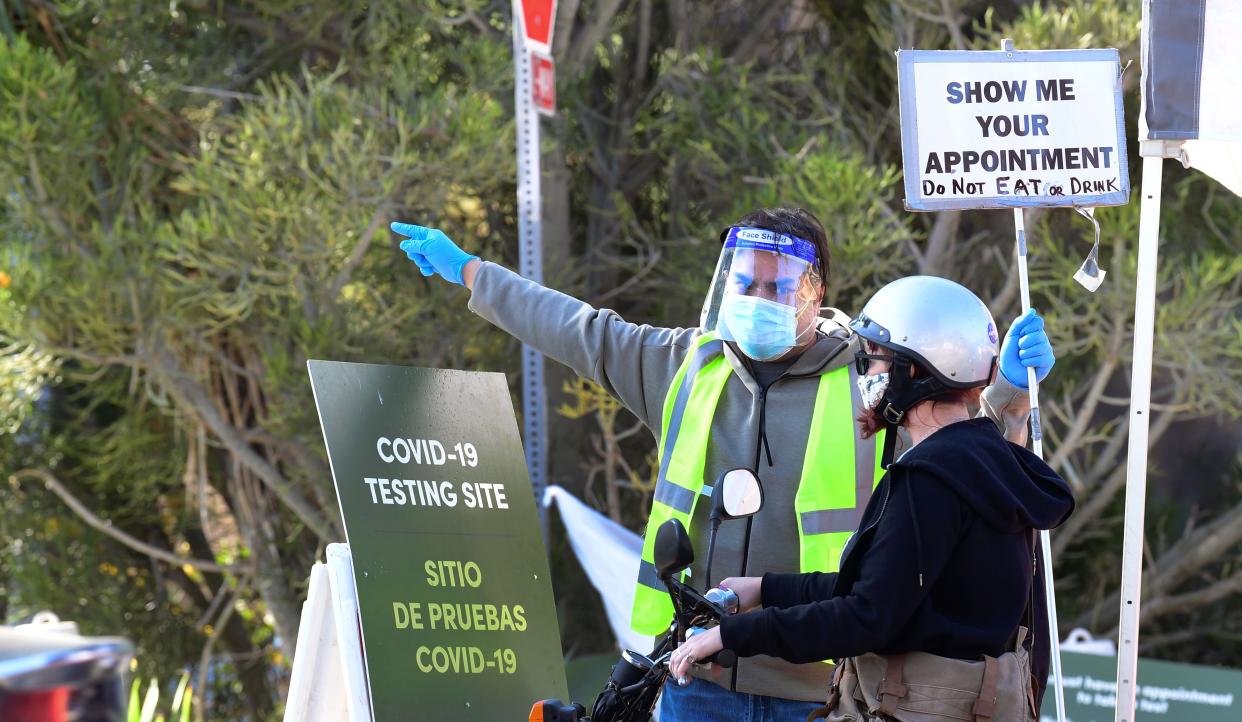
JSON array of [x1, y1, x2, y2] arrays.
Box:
[[1000, 37, 1068, 722], [897, 38, 1130, 722]]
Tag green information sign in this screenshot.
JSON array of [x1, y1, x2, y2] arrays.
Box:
[[308, 361, 568, 721], [1042, 652, 1241, 722]]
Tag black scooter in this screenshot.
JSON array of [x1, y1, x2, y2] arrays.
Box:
[[530, 468, 765, 722]]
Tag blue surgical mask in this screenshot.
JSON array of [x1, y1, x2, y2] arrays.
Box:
[[718, 293, 798, 361]]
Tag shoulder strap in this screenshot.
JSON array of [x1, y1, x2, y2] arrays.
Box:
[[876, 654, 908, 716], [971, 656, 1000, 722]]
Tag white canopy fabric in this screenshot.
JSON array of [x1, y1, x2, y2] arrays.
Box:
[[1117, 4, 1242, 720], [1141, 0, 1242, 195], [543, 485, 650, 654], [1177, 142, 1242, 197]]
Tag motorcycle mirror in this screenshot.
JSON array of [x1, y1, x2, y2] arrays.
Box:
[[714, 468, 764, 520], [653, 518, 694, 578]]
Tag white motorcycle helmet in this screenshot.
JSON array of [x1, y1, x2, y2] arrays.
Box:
[[849, 276, 999, 463]]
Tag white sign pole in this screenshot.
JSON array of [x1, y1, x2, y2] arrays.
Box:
[[1013, 205, 1067, 722], [511, 1, 549, 523], [1114, 152, 1165, 722], [994, 36, 1069, 722]]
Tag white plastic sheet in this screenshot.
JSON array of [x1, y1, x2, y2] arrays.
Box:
[[543, 486, 650, 654]]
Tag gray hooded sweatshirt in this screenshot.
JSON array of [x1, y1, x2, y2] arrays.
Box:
[[467, 261, 1030, 702]]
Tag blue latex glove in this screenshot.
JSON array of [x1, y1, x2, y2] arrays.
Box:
[[999, 308, 1056, 389], [391, 222, 479, 286]]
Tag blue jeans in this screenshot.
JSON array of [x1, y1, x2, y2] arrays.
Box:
[[658, 677, 820, 722]]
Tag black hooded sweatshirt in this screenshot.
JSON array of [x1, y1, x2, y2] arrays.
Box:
[[718, 418, 1074, 706]]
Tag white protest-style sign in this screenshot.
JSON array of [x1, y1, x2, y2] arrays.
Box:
[[283, 544, 372, 722], [898, 48, 1129, 211]]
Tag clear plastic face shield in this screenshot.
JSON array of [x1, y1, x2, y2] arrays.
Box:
[[700, 227, 822, 362]]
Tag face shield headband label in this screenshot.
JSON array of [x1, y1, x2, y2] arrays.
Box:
[[722, 226, 818, 266]]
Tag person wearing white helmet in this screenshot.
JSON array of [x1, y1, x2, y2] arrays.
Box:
[[670, 276, 1075, 721], [392, 210, 1058, 721]]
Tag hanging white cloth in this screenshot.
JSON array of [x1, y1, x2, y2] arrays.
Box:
[[543, 486, 651, 654], [1141, 0, 1242, 196]]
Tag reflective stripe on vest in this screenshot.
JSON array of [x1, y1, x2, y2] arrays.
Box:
[[795, 370, 886, 573], [631, 333, 729, 636], [631, 336, 885, 636]]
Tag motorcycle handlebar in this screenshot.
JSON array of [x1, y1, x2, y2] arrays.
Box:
[[530, 566, 741, 719], [704, 586, 739, 615], [667, 578, 732, 621], [685, 626, 736, 669], [713, 648, 738, 668]]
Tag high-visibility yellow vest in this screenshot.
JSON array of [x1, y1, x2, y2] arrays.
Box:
[[630, 332, 885, 636]]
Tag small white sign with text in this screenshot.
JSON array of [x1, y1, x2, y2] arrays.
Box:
[[898, 48, 1129, 211]]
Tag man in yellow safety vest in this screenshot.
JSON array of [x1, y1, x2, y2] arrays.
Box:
[[391, 207, 1054, 721]]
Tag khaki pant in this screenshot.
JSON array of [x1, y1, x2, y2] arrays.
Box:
[[810, 631, 1037, 722]]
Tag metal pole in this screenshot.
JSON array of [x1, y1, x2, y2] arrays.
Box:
[[998, 38, 1068, 722], [1013, 207, 1067, 722], [512, 2, 549, 522], [1114, 154, 1164, 722]]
